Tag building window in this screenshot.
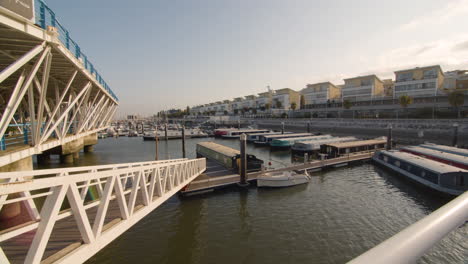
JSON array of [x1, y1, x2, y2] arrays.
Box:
[[397, 72, 413, 82], [361, 79, 371, 86], [423, 69, 437, 79]]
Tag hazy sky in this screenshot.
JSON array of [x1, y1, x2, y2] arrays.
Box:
[[45, 0, 468, 117]]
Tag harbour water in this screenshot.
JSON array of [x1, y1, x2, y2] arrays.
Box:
[[37, 137, 467, 264]]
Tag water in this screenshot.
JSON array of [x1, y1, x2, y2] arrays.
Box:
[[38, 137, 467, 263]]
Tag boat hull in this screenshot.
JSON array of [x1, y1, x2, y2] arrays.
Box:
[[257, 173, 310, 187]]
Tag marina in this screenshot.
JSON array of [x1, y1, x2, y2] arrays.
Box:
[[0, 1, 467, 263]]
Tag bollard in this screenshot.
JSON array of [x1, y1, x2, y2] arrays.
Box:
[[239, 133, 248, 186], [452, 123, 458, 147], [281, 122, 285, 134], [304, 153, 308, 164], [182, 125, 186, 158], [155, 128, 159, 160], [307, 122, 311, 133], [386, 124, 392, 150]]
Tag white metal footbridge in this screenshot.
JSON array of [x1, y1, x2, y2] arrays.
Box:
[[0, 158, 206, 263], [0, 0, 117, 167]]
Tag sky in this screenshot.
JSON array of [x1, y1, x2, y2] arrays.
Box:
[[44, 0, 468, 117]]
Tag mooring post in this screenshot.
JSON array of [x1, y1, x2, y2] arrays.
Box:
[[452, 123, 459, 147], [164, 123, 168, 141], [155, 128, 159, 161], [239, 133, 248, 186], [307, 122, 311, 133], [182, 125, 186, 158], [281, 122, 285, 134], [238, 119, 241, 130], [304, 152, 309, 164], [386, 124, 392, 150]]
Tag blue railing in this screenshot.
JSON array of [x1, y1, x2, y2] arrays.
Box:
[[33, 0, 118, 101]]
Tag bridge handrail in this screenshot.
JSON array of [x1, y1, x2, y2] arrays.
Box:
[[33, 0, 118, 101], [0, 158, 206, 263], [348, 191, 468, 264], [0, 158, 188, 179]]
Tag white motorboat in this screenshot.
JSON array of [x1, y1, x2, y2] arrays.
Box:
[[257, 170, 311, 187]]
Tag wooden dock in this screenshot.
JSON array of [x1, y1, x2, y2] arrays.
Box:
[[181, 152, 374, 194]]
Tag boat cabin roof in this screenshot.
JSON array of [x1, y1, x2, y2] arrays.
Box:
[[324, 138, 386, 149], [402, 146, 468, 165], [262, 133, 313, 139], [419, 143, 468, 157], [273, 135, 332, 143], [379, 150, 468, 174], [197, 142, 240, 156]]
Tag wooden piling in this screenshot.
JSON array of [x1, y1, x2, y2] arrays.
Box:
[[239, 133, 248, 186], [452, 123, 458, 147], [155, 128, 159, 160], [164, 123, 168, 141], [182, 125, 186, 158], [386, 124, 392, 150]]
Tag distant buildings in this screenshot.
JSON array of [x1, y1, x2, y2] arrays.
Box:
[[188, 64, 466, 116], [272, 88, 300, 110], [300, 82, 341, 105], [342, 75, 384, 102], [394, 65, 444, 98]]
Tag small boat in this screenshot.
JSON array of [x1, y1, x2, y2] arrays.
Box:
[[257, 170, 311, 187]]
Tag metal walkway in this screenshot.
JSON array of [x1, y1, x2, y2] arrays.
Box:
[[0, 158, 206, 264], [0, 1, 118, 167]]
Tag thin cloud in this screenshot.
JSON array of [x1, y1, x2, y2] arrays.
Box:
[[400, 0, 468, 31], [452, 40, 468, 51]]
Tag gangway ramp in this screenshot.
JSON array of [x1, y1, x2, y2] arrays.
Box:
[[0, 158, 206, 264]]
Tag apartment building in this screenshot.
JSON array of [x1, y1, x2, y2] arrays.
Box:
[[300, 82, 341, 106], [393, 65, 444, 98], [444, 70, 468, 92], [382, 79, 394, 97], [255, 92, 272, 109], [230, 97, 244, 113], [272, 88, 300, 110], [242, 95, 257, 110], [342, 75, 384, 102]]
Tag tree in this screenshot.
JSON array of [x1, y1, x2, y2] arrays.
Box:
[[399, 95, 413, 118], [343, 100, 352, 109], [265, 103, 271, 110], [186, 106, 190, 114], [448, 91, 465, 118], [300, 95, 305, 109], [223, 110, 228, 115], [291, 102, 297, 110], [275, 100, 282, 109], [233, 109, 239, 115]]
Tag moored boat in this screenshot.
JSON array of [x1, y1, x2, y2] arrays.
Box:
[[373, 150, 467, 196], [254, 133, 314, 145], [269, 135, 333, 149], [222, 129, 270, 139], [291, 136, 357, 153], [401, 146, 468, 170], [257, 170, 311, 187], [419, 143, 468, 157]]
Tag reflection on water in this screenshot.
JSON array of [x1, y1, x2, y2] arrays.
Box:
[[37, 137, 466, 264]]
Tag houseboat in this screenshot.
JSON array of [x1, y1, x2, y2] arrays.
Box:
[[401, 146, 468, 170], [214, 128, 235, 137], [373, 150, 467, 196], [291, 136, 357, 153], [321, 137, 387, 158], [269, 135, 333, 149], [196, 142, 263, 172], [247, 132, 287, 143], [419, 143, 468, 157], [222, 129, 271, 139], [254, 133, 314, 145]]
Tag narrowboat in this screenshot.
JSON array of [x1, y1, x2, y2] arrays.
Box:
[[291, 136, 357, 153], [247, 132, 287, 142], [214, 128, 235, 137], [222, 129, 270, 139], [321, 137, 387, 158], [254, 133, 314, 145], [373, 150, 467, 196], [401, 146, 468, 170], [196, 142, 263, 172], [419, 143, 468, 157], [269, 135, 333, 149]]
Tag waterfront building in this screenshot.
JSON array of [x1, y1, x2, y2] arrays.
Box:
[[230, 97, 244, 113], [242, 95, 257, 112], [272, 88, 301, 110], [255, 92, 273, 110], [443, 70, 468, 92], [393, 65, 444, 98], [300, 82, 341, 107], [383, 79, 394, 97], [342, 74, 384, 102]]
